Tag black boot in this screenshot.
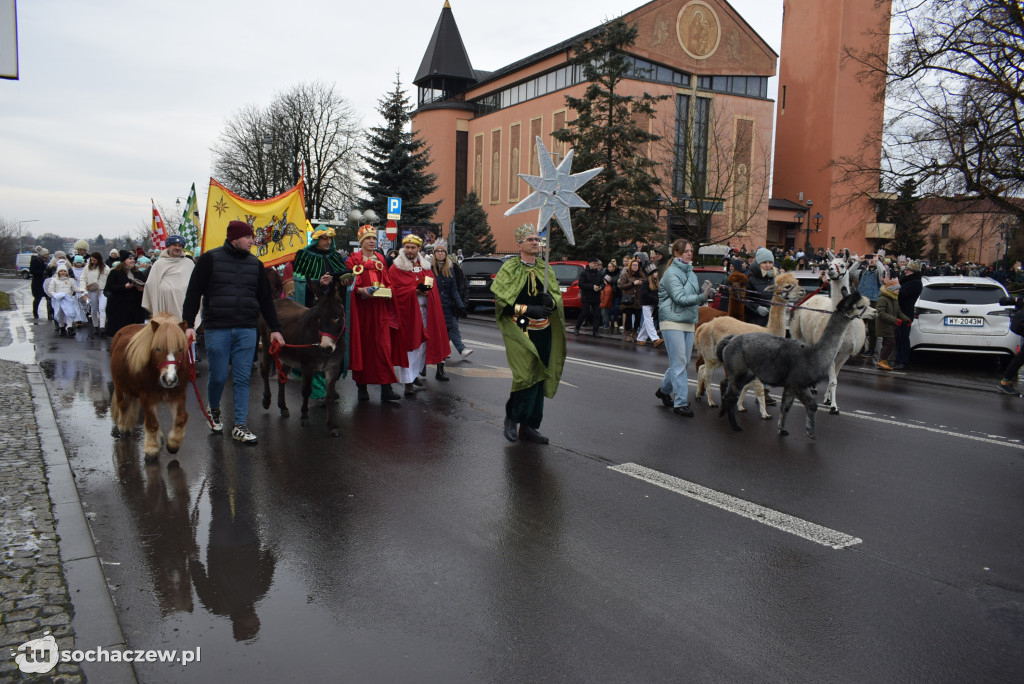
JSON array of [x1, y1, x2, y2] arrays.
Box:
[[380, 384, 401, 403], [503, 417, 519, 443], [357, 384, 370, 401], [435, 363, 449, 381], [519, 426, 549, 444]]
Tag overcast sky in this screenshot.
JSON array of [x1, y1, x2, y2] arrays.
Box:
[[0, 0, 782, 243]]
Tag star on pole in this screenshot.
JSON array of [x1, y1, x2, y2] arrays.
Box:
[[505, 136, 603, 246]]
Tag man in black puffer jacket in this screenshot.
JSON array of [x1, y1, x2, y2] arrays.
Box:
[[574, 257, 605, 337], [894, 260, 924, 370], [183, 221, 284, 444]]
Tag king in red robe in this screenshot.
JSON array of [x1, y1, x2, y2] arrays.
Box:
[[389, 235, 450, 394], [345, 226, 402, 402]]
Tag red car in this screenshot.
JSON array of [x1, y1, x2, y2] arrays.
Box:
[[549, 261, 588, 310]]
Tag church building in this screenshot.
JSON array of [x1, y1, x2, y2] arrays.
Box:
[[412, 0, 778, 253]]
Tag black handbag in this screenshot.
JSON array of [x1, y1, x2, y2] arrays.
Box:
[[620, 293, 636, 306]]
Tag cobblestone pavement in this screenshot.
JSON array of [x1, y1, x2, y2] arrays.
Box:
[[0, 359, 84, 683]]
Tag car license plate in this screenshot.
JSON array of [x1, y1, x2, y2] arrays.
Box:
[[470, 279, 486, 286], [944, 316, 983, 327]]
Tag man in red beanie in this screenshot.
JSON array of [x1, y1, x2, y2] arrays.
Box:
[[183, 220, 284, 443]]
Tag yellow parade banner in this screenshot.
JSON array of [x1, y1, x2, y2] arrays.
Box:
[[202, 177, 309, 267]]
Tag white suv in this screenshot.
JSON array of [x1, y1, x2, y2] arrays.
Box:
[[910, 276, 1022, 356]]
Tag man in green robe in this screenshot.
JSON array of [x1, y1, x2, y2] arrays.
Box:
[[290, 227, 352, 403], [490, 224, 567, 444]]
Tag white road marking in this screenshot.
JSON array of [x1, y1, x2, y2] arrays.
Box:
[[463, 338, 1023, 451], [609, 462, 863, 550], [848, 411, 1023, 450]]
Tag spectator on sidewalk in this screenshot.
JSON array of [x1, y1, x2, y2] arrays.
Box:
[[618, 257, 643, 342], [856, 255, 883, 358], [574, 257, 605, 337], [601, 259, 620, 333], [874, 277, 911, 371], [635, 262, 663, 348], [895, 260, 923, 369]]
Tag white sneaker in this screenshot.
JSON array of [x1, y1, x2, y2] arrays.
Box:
[[460, 348, 474, 358], [231, 424, 258, 443], [209, 408, 223, 433]]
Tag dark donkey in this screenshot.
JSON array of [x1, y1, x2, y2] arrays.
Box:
[[259, 280, 347, 436]]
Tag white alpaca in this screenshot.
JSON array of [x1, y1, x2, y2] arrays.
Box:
[[694, 272, 806, 417], [788, 250, 875, 414]]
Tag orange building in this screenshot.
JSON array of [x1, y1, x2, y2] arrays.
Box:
[[412, 1, 778, 254], [917, 198, 1023, 266], [771, 0, 893, 256]]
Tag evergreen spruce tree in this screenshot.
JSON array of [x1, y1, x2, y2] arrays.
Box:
[[885, 178, 928, 258], [452, 190, 496, 256], [551, 18, 667, 259], [359, 74, 440, 228]]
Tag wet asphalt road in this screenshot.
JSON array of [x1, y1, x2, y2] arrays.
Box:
[[5, 282, 1024, 682]]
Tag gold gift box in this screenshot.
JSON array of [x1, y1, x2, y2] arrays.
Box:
[[371, 287, 392, 298], [423, 276, 434, 288]]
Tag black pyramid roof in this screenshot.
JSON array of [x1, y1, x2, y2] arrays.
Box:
[[413, 2, 475, 88]]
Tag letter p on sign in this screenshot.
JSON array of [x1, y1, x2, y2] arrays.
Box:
[[387, 197, 402, 220]]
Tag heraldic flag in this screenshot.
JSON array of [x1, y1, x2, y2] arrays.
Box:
[[202, 177, 308, 267], [150, 199, 168, 250], [179, 183, 203, 256]]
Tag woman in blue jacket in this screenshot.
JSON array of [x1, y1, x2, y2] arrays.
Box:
[[656, 239, 708, 417]]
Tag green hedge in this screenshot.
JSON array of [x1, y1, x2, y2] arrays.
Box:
[[0, 291, 10, 311]]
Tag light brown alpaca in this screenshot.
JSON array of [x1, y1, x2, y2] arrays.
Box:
[[693, 272, 805, 417]]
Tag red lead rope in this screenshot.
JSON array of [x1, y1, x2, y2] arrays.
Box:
[[186, 346, 215, 429], [267, 325, 345, 385]]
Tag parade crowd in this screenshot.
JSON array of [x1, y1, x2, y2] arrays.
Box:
[[27, 227, 1024, 445]]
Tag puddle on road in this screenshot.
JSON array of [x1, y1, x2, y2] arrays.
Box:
[[0, 285, 37, 364]]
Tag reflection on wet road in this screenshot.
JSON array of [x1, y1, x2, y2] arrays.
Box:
[[12, 277, 1023, 683]]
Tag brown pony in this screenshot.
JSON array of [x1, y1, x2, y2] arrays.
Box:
[[110, 313, 191, 459], [259, 280, 347, 437]]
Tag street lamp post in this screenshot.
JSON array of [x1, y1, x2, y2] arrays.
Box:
[[803, 199, 813, 253], [16, 219, 39, 253]]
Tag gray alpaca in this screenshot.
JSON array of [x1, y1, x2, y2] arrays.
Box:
[[715, 291, 874, 438]]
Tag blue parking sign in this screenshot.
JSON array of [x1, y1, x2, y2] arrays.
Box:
[[387, 197, 402, 215]]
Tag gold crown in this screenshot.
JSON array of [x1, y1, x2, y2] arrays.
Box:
[[357, 225, 376, 242], [402, 234, 423, 247]]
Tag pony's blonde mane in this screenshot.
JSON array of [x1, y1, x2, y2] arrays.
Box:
[[124, 313, 186, 375]]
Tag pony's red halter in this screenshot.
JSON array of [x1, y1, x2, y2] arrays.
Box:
[[267, 323, 346, 385]]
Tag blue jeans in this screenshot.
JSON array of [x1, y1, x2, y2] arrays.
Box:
[[660, 328, 694, 408], [204, 327, 258, 427], [444, 310, 465, 353]]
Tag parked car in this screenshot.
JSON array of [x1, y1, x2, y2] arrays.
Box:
[[549, 260, 587, 311], [693, 266, 728, 308], [460, 256, 504, 311], [790, 269, 828, 296], [16, 253, 33, 279], [910, 276, 1022, 357]]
